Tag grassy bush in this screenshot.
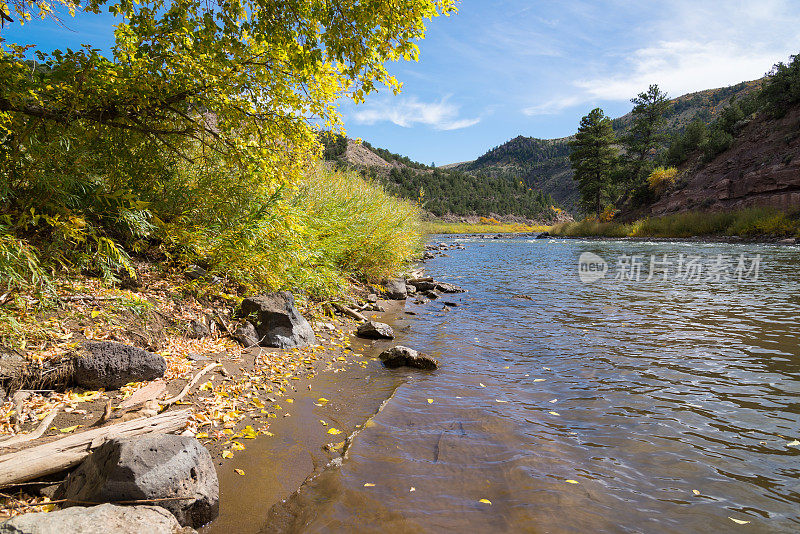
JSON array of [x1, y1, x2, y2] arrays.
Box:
[[550, 208, 800, 238]]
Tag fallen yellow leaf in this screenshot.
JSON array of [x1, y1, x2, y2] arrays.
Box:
[[91, 310, 100, 318], [327, 428, 342, 435], [692, 489, 700, 495], [234, 469, 245, 476], [548, 411, 560, 416], [221, 450, 233, 459], [533, 379, 546, 382], [729, 517, 750, 525], [566, 479, 579, 484], [320, 420, 328, 426], [427, 399, 434, 404], [231, 441, 245, 451], [363, 483, 375, 487], [479, 499, 492, 505], [59, 425, 82, 433]]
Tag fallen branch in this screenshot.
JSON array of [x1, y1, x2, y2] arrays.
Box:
[[332, 302, 366, 322], [0, 407, 60, 449], [0, 408, 191, 488], [159, 362, 220, 406]]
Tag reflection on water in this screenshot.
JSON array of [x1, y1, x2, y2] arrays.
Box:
[[263, 238, 800, 533]]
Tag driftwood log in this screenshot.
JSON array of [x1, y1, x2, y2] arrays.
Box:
[[331, 302, 366, 322], [0, 408, 191, 488]]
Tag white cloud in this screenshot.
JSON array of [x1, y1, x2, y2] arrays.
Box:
[[575, 40, 783, 101], [521, 0, 800, 116], [351, 96, 480, 131]]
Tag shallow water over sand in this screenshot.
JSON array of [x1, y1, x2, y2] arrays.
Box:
[[263, 237, 800, 533]]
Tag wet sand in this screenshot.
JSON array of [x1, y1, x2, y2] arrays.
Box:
[[202, 300, 416, 534]]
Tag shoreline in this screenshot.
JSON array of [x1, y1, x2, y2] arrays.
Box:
[[201, 299, 412, 534], [0, 263, 410, 525]]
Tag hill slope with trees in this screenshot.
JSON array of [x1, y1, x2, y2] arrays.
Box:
[[452, 80, 761, 213]]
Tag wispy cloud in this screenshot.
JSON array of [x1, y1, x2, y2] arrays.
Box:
[[351, 96, 480, 131], [521, 0, 800, 116]]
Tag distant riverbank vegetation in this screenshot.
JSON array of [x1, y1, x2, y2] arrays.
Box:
[[422, 220, 549, 235], [550, 207, 800, 239]]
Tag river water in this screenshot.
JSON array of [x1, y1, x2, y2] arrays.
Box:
[[262, 236, 800, 533]]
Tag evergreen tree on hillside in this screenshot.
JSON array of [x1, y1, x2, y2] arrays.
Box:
[[569, 108, 618, 218], [624, 84, 671, 193]]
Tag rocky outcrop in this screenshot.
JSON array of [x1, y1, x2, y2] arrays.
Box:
[[651, 104, 800, 216], [0, 504, 196, 534], [73, 342, 166, 390], [356, 321, 394, 340], [55, 435, 218, 528], [379, 346, 438, 370], [235, 292, 316, 349]]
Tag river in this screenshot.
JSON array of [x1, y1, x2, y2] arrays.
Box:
[[262, 236, 800, 533]]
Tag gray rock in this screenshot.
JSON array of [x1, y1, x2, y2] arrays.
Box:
[[422, 251, 435, 260], [779, 237, 796, 244], [185, 352, 209, 362], [435, 282, 466, 293], [405, 285, 417, 295], [384, 278, 407, 300], [0, 504, 196, 534], [366, 293, 378, 303], [184, 265, 207, 281], [379, 346, 438, 370], [411, 280, 436, 291], [73, 342, 166, 390], [187, 320, 209, 339], [55, 435, 218, 528], [236, 292, 316, 349], [232, 321, 259, 347], [535, 231, 550, 239], [356, 321, 395, 339]]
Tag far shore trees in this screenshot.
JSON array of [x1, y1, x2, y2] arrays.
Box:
[[569, 108, 618, 218]]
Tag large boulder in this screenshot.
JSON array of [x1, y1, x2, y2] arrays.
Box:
[[384, 278, 407, 300], [0, 504, 196, 534], [379, 346, 438, 370], [55, 435, 218, 529], [356, 321, 394, 340], [73, 342, 166, 390], [235, 292, 316, 349]]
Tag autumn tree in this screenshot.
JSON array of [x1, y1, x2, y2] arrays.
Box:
[[624, 84, 670, 191], [569, 108, 618, 218], [0, 0, 455, 284]]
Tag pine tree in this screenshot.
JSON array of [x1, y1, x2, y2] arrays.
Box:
[[569, 108, 618, 218], [625, 84, 671, 189]]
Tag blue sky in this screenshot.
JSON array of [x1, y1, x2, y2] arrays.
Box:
[[3, 0, 799, 164]]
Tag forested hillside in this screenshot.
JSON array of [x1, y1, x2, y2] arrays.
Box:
[[453, 80, 762, 214], [319, 134, 557, 220]]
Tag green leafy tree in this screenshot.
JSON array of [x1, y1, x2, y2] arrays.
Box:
[[625, 84, 670, 190], [569, 108, 618, 218]]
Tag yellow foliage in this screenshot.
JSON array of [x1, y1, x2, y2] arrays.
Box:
[[647, 167, 679, 195]]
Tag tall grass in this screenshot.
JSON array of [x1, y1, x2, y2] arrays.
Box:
[[550, 207, 800, 238], [422, 221, 549, 234]]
